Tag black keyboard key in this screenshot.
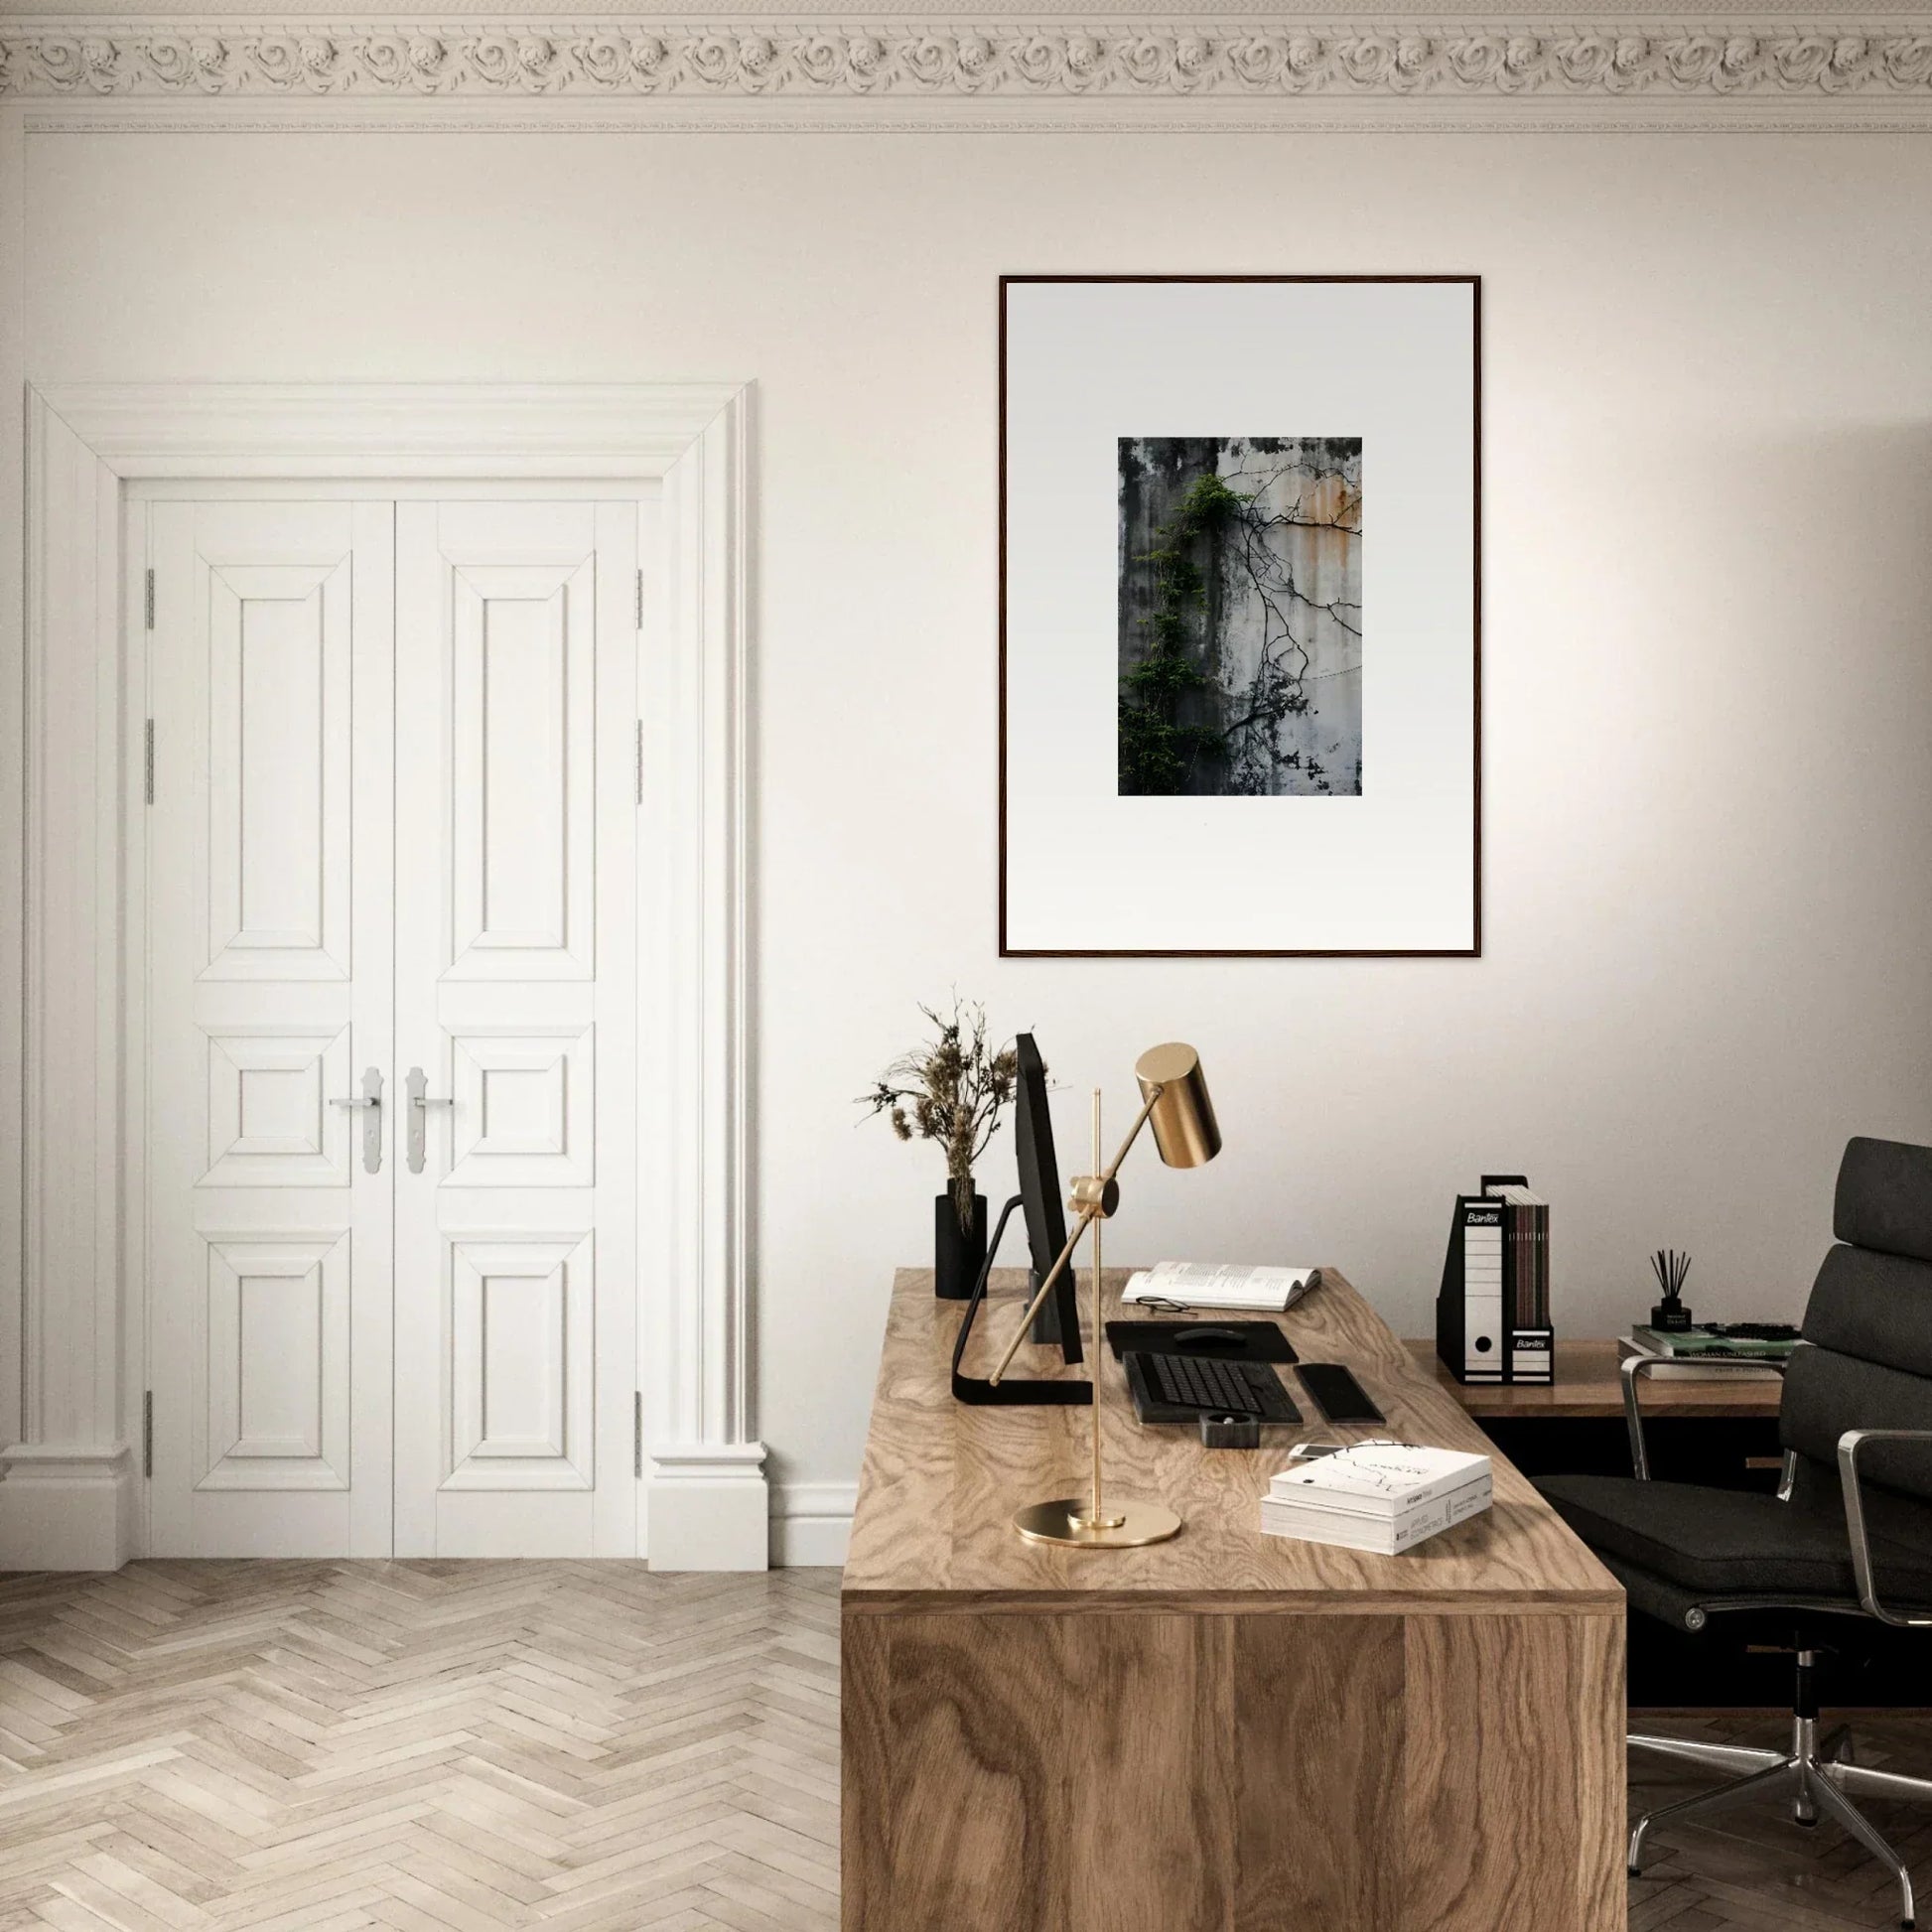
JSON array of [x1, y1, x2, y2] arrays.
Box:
[[1131, 1352, 1301, 1425]]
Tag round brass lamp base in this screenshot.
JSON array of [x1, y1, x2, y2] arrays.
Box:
[[1013, 1497, 1182, 1549]]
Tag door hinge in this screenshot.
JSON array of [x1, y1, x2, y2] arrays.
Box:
[[144, 720, 155, 805], [143, 568, 155, 631], [142, 1391, 154, 1478], [633, 1392, 643, 1479], [634, 720, 644, 805], [635, 567, 644, 630]]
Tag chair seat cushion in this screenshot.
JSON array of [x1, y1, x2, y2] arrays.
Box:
[[1536, 1473, 1932, 1604]]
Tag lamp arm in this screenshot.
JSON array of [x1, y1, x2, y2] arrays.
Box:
[[986, 1207, 1096, 1388], [986, 1084, 1166, 1387]]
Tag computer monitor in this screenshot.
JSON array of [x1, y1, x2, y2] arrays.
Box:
[[948, 1032, 1090, 1405], [1013, 1033, 1083, 1364]]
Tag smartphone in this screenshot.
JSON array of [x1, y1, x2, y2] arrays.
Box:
[[1297, 1363, 1385, 1425]]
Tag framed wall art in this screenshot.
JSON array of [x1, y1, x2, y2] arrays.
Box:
[[999, 274, 1481, 957]]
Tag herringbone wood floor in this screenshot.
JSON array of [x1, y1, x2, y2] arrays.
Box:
[[0, 1564, 839, 1931], [3, 1563, 1930, 1929], [1630, 1709, 1932, 1931]]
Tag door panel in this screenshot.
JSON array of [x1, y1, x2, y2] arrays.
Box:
[[204, 563, 352, 978], [393, 501, 637, 1558], [202, 1027, 354, 1186], [147, 501, 394, 1556], [201, 1233, 350, 1489], [449, 562, 595, 978], [448, 1027, 595, 1187], [447, 1232, 594, 1488]]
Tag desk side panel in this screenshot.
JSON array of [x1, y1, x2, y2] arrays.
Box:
[[840, 1612, 892, 1932], [1402, 1610, 1626, 1932], [842, 1610, 1232, 1932], [1234, 1613, 1407, 1931], [841, 1604, 1626, 1932]]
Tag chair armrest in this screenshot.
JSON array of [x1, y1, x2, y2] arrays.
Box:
[[1621, 1351, 1788, 1481], [1838, 1429, 1932, 1627]]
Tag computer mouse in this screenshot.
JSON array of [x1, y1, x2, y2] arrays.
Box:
[[1173, 1327, 1246, 1350]]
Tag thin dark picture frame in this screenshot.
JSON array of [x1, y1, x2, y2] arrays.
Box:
[[997, 272, 1482, 959]]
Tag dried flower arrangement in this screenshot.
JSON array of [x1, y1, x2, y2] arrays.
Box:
[[861, 998, 1020, 1233]]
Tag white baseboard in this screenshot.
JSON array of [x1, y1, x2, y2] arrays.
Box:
[[771, 1480, 855, 1568], [0, 1445, 136, 1571], [645, 1443, 770, 1571], [0, 1444, 851, 1573]]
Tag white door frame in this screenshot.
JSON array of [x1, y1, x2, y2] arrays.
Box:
[[2, 382, 764, 1572]]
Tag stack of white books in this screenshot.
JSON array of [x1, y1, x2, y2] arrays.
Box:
[[1260, 1444, 1493, 1556], [1121, 1260, 1317, 1312]]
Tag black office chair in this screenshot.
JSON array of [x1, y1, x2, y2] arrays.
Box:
[[1538, 1136, 1932, 1931]]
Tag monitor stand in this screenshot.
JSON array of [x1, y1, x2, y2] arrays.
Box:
[[951, 1196, 1092, 1407]]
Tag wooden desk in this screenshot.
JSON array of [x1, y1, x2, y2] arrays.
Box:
[[843, 1269, 1626, 1932], [1407, 1336, 1783, 1421]]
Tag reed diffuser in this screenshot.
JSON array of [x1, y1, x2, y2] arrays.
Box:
[[1649, 1248, 1694, 1332]]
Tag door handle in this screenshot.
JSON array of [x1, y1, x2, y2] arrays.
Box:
[[330, 1066, 384, 1174], [406, 1066, 454, 1175]]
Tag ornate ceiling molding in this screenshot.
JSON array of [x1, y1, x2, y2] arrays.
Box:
[[4, 17, 1932, 116]]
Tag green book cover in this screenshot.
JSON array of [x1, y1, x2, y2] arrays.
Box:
[[1632, 1325, 1796, 1359]]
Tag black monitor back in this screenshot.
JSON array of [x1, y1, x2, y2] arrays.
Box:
[[1014, 1034, 1082, 1361]]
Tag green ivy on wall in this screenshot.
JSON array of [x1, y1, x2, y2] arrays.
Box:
[[1118, 470, 1250, 796]]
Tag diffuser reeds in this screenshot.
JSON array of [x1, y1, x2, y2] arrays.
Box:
[[1650, 1248, 1692, 1306]]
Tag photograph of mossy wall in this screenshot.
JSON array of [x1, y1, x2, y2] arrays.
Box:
[[1117, 436, 1363, 797]]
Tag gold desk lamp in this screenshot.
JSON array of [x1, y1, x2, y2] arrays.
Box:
[[987, 1041, 1221, 1549]]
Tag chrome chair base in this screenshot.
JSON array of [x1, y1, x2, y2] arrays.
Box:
[[1630, 1704, 1932, 1930]]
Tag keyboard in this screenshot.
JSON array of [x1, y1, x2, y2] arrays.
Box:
[[1124, 1351, 1302, 1425]]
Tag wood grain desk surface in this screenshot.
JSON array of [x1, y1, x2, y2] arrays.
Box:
[[843, 1267, 1621, 1616], [1408, 1336, 1784, 1420]]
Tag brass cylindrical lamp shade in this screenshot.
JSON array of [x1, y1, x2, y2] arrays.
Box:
[[1134, 1042, 1221, 1169]]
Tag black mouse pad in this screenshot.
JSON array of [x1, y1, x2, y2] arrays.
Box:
[[1104, 1319, 1298, 1365]]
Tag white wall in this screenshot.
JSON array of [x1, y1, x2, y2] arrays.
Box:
[[20, 127, 1932, 1539]]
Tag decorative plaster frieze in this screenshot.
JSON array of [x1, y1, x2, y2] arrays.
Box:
[[4, 19, 1932, 105]]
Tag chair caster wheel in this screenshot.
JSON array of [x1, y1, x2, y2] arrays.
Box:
[[1795, 1815, 1818, 1828], [1627, 1868, 1640, 1878]]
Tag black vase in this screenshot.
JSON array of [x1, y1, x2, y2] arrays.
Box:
[[934, 1188, 989, 1301]]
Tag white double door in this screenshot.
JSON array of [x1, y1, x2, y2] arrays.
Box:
[[145, 494, 641, 1558]]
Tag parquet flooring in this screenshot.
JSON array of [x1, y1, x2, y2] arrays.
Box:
[[0, 1564, 839, 1932], [1630, 1709, 1932, 1930], [2, 1562, 1930, 1929]]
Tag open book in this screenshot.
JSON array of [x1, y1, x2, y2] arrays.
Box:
[[1121, 1261, 1318, 1313]]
